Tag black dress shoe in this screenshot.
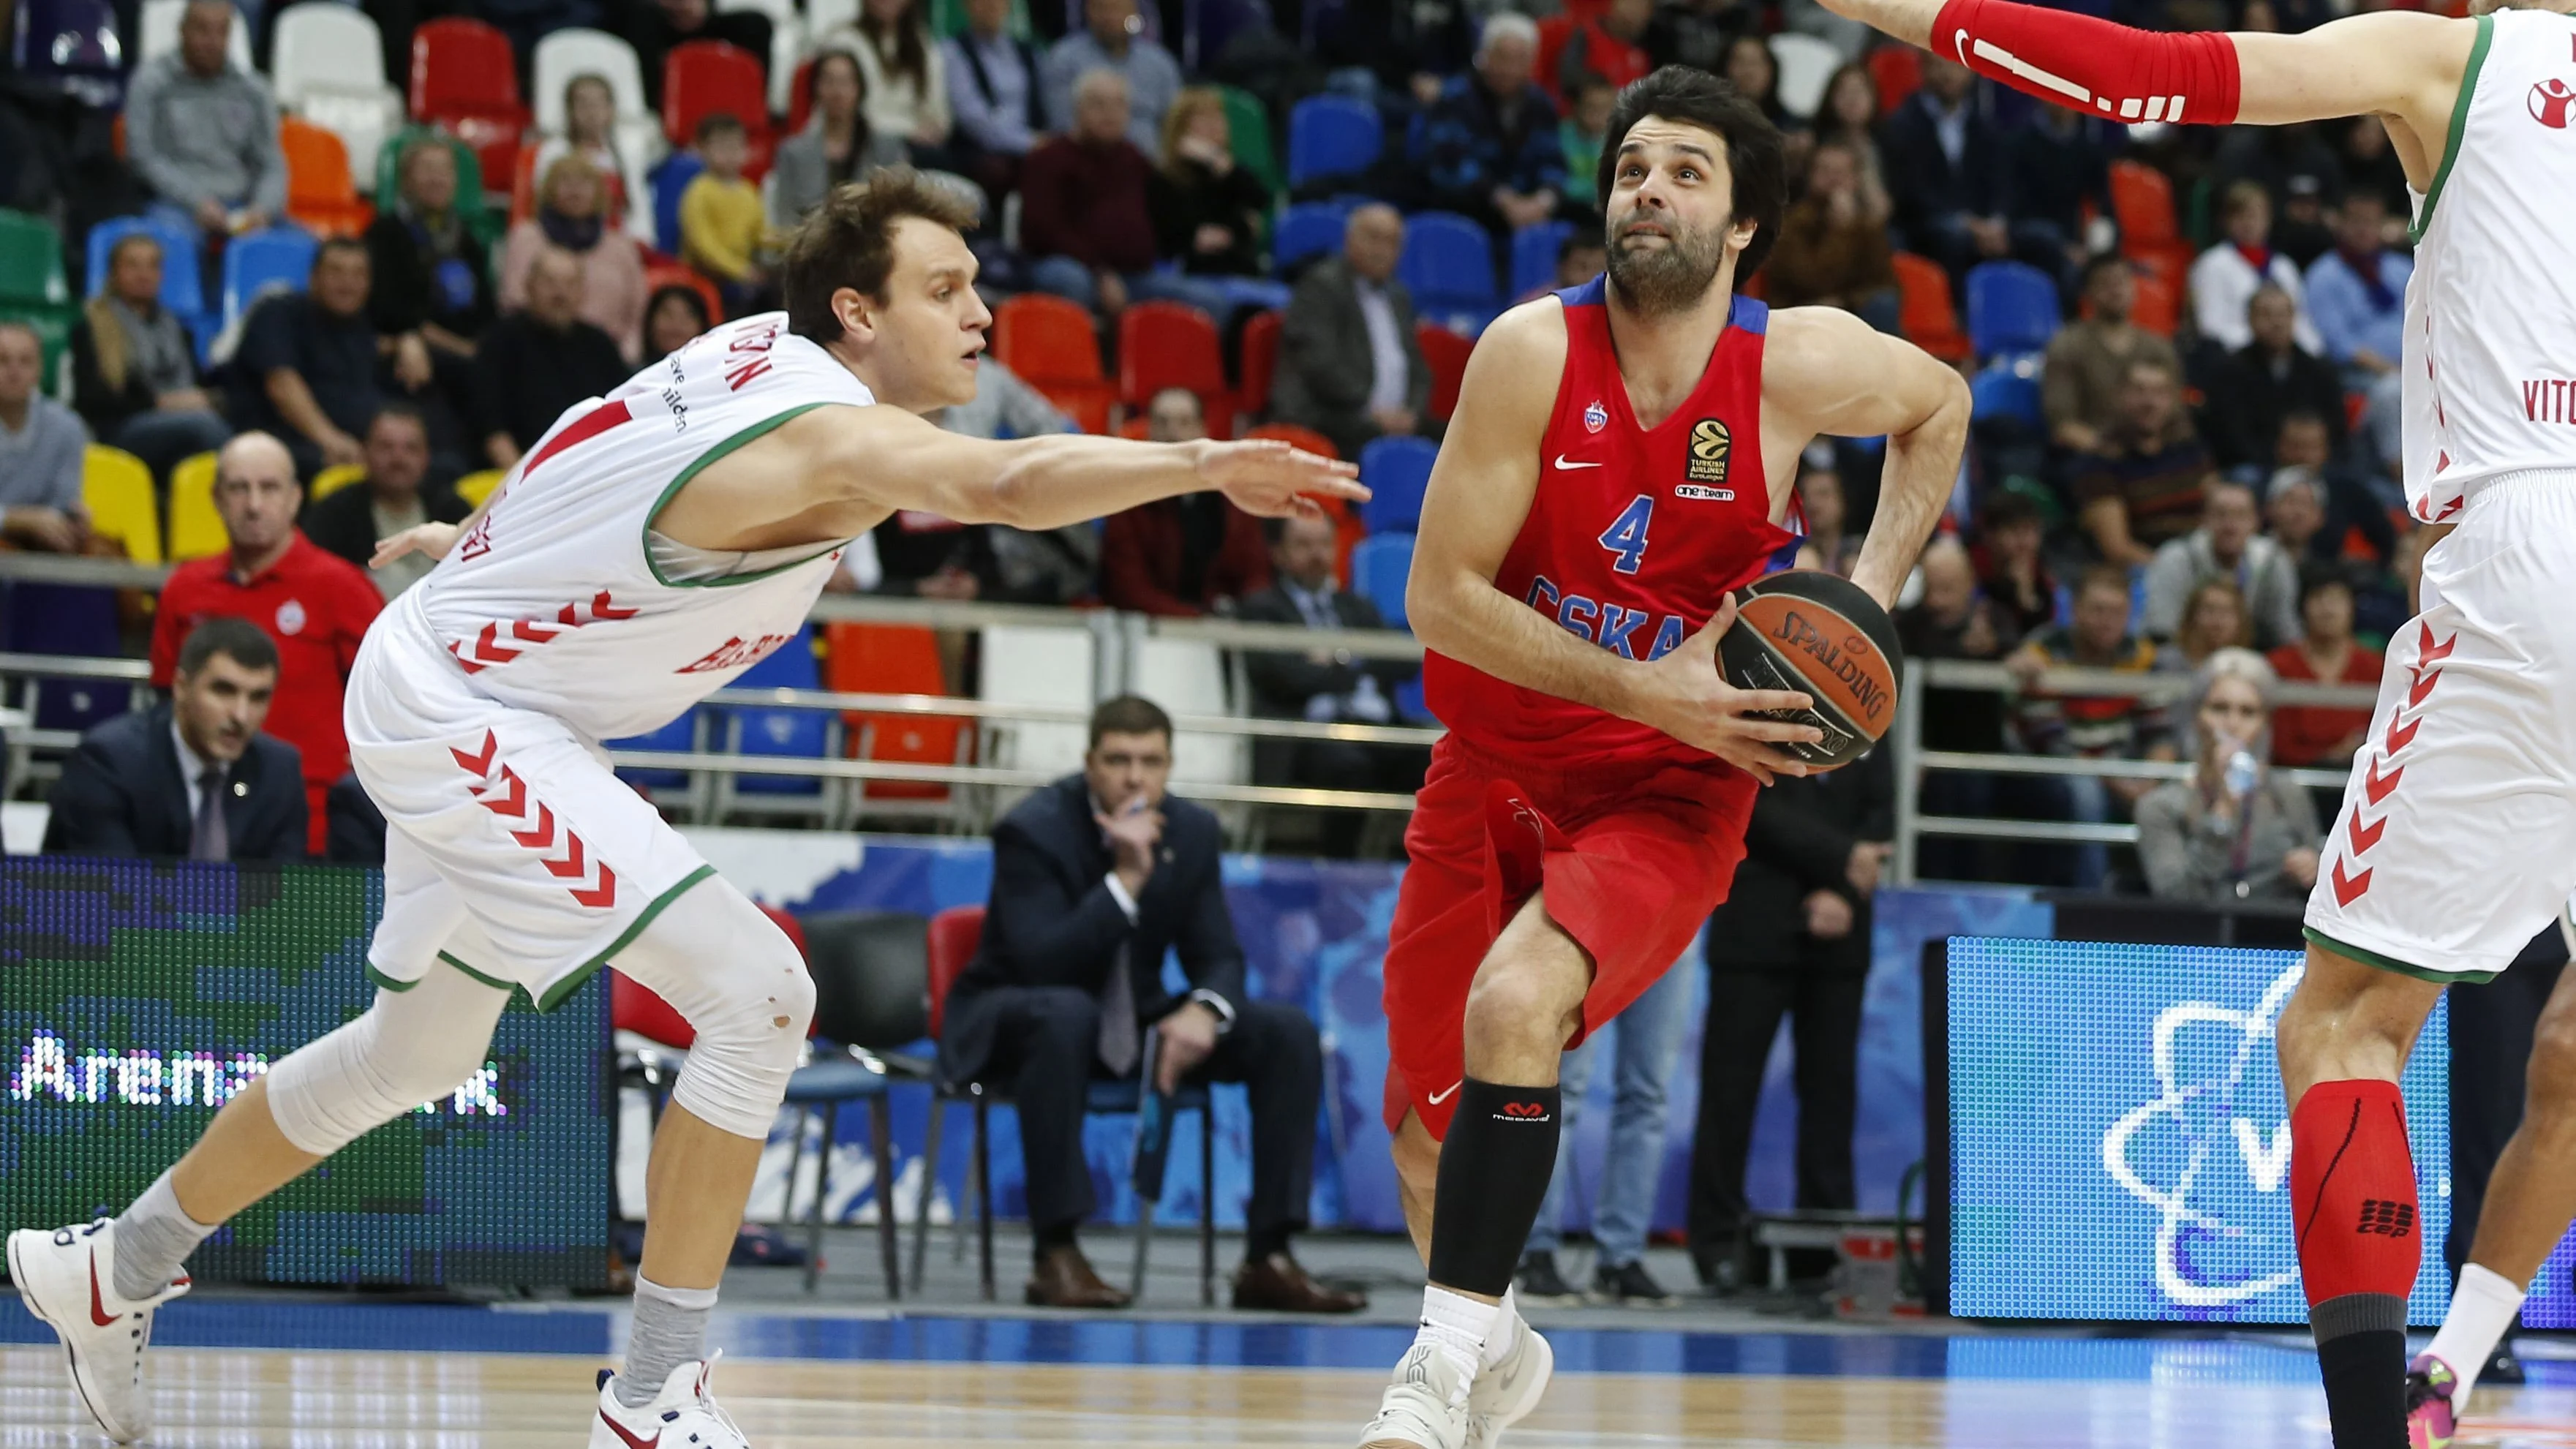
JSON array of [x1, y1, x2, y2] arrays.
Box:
[[1231, 1252, 1366, 1313]]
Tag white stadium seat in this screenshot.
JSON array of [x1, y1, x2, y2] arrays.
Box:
[[978, 625, 1096, 791], [533, 27, 651, 134], [271, 5, 402, 186], [1771, 32, 1844, 121], [1131, 637, 1247, 791]]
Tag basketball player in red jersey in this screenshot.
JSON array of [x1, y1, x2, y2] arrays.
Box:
[[1357, 67, 1970, 1449]]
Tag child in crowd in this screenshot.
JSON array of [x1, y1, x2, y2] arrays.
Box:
[[679, 113, 773, 315]]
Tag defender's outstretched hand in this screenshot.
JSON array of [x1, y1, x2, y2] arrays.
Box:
[[372, 522, 463, 569], [1197, 438, 1368, 520]]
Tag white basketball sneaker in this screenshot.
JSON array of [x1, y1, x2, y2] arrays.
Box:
[[1357, 1341, 1471, 1449], [1466, 1315, 1553, 1448], [6, 1217, 190, 1444], [591, 1353, 751, 1449]]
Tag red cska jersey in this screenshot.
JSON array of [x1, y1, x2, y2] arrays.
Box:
[[1423, 280, 1804, 770]]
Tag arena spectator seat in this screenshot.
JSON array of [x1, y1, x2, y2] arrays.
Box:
[[608, 708, 712, 816], [791, 908, 933, 1296], [81, 446, 162, 564], [271, 2, 404, 187], [1216, 85, 1282, 199], [992, 293, 1112, 433], [165, 452, 227, 561], [644, 262, 725, 328], [0, 211, 74, 388], [279, 121, 374, 236], [307, 463, 367, 503], [1237, 309, 1280, 418], [916, 903, 1219, 1303], [1284, 94, 1379, 192], [1971, 356, 2044, 430], [1770, 34, 1841, 120], [712, 0, 806, 116], [12, 0, 120, 104], [222, 225, 320, 332], [138, 0, 251, 71], [1416, 321, 1471, 421], [1892, 251, 1970, 361], [1965, 260, 2059, 361], [1350, 532, 1414, 632], [1134, 636, 1246, 794], [821, 622, 967, 821], [2129, 269, 2180, 339], [1534, 14, 1575, 104], [2109, 159, 2188, 276], [1867, 43, 1921, 116], [1510, 219, 1573, 299], [663, 41, 773, 178], [1396, 211, 1496, 333], [532, 27, 661, 209], [650, 151, 707, 257], [374, 127, 498, 240], [1271, 202, 1349, 273], [977, 623, 1094, 781], [1116, 301, 1230, 435], [1357, 435, 1437, 534], [713, 622, 835, 823], [786, 53, 817, 133], [86, 214, 202, 319], [408, 18, 527, 194]]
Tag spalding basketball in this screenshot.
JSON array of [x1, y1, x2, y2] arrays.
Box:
[[1715, 570, 1905, 769]]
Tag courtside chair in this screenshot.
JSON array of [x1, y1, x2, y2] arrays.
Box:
[[783, 908, 930, 1298]]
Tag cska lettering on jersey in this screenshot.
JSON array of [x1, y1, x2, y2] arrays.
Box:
[[1522, 574, 1690, 660], [723, 320, 785, 392]]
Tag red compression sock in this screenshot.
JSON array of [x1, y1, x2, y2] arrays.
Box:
[[1929, 0, 2242, 127], [2291, 1079, 2419, 1448]]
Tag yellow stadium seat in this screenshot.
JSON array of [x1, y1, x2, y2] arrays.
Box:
[[455, 470, 505, 508], [310, 464, 367, 503], [82, 445, 162, 564], [167, 451, 228, 560]]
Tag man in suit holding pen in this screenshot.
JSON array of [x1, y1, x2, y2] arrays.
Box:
[[938, 695, 1362, 1314], [45, 617, 308, 861]]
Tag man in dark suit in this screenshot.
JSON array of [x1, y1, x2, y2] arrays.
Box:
[[1238, 513, 1427, 855], [45, 617, 307, 860], [1686, 744, 1893, 1290], [1878, 54, 2058, 288], [1270, 205, 1442, 463], [300, 405, 470, 601], [938, 696, 1361, 1314]]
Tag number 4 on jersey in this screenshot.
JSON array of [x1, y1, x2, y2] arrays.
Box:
[[1598, 494, 1654, 575]]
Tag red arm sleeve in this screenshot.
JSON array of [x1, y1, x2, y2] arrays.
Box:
[[1929, 0, 2241, 127]]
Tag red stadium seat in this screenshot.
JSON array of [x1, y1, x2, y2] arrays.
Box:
[[993, 292, 1113, 431], [2130, 268, 2180, 338], [611, 970, 697, 1047], [1891, 252, 1970, 362], [280, 118, 373, 236], [644, 263, 725, 325], [1118, 300, 1230, 436], [925, 905, 985, 1042], [1246, 424, 1358, 576], [1866, 45, 1921, 116], [1238, 309, 1281, 418], [822, 621, 968, 802], [1242, 421, 1335, 459], [1417, 320, 1472, 421], [2109, 160, 2178, 247], [788, 54, 816, 135], [663, 41, 772, 176], [410, 17, 523, 125], [1535, 14, 1576, 104]]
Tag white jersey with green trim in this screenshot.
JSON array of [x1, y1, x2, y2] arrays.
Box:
[[399, 312, 868, 742], [2402, 8, 2576, 524]]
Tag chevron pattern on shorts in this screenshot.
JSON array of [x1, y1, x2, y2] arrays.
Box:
[[450, 729, 620, 908]]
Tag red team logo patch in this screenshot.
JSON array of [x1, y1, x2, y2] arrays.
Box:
[[2533, 77, 2576, 129]]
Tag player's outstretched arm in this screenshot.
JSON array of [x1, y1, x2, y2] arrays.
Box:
[[1816, 0, 2470, 161], [1409, 301, 1823, 782], [776, 402, 1365, 533], [1763, 308, 1970, 611]]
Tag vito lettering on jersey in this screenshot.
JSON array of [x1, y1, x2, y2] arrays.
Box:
[[724, 322, 785, 391], [1524, 575, 1690, 660], [2521, 377, 2576, 423], [677, 633, 795, 674]]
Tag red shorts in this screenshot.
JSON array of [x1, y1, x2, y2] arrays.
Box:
[[1380, 737, 1757, 1140]]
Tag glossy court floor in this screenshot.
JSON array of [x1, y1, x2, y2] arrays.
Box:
[[6, 1235, 2575, 1448]]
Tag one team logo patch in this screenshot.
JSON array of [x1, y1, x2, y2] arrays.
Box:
[[1583, 400, 1608, 434], [2532, 77, 2576, 129], [1686, 418, 1731, 485]]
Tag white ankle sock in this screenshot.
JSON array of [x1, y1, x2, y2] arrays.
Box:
[[1414, 1285, 1499, 1396], [2428, 1262, 2526, 1408], [1479, 1286, 1522, 1371], [111, 1173, 217, 1303], [618, 1276, 719, 1410]]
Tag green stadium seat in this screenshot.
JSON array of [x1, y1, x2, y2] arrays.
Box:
[[0, 210, 71, 309], [1218, 85, 1281, 200]]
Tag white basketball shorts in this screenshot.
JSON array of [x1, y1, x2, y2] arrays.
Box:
[[2305, 470, 2576, 982], [344, 598, 714, 1011]]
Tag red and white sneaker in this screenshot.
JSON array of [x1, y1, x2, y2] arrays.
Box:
[[6, 1218, 190, 1444], [590, 1354, 751, 1448]]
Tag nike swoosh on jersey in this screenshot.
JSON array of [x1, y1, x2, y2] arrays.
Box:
[[1428, 1080, 1464, 1104], [1553, 455, 1603, 470]]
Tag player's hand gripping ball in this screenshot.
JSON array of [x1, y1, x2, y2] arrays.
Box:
[[1717, 570, 1905, 769]]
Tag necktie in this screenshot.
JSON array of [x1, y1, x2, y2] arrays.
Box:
[[191, 767, 229, 862], [1097, 942, 1139, 1077]]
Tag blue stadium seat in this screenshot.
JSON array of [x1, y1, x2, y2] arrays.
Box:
[[1964, 261, 2060, 358], [723, 622, 829, 802], [221, 226, 318, 331], [1284, 95, 1381, 189], [1351, 532, 1415, 632], [1357, 435, 1438, 534], [1510, 219, 1575, 298], [609, 709, 708, 795], [1273, 201, 1350, 271], [86, 214, 203, 317], [1397, 212, 1495, 329], [1970, 361, 2042, 429], [652, 151, 707, 260]]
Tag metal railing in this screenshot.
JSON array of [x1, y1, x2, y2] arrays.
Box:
[[1887, 658, 2381, 884]]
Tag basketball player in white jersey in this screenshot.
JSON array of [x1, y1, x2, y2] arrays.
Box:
[[1804, 0, 2576, 1445], [4, 173, 1360, 1449]]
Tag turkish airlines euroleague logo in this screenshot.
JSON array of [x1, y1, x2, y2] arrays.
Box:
[[2532, 77, 2576, 129]]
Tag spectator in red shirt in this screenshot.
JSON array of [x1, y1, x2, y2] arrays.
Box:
[[1099, 388, 1270, 616], [150, 432, 384, 853], [2267, 568, 2382, 768], [1020, 68, 1230, 320], [1556, 0, 1652, 99]]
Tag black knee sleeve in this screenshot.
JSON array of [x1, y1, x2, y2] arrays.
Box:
[[1426, 1078, 1562, 1297]]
